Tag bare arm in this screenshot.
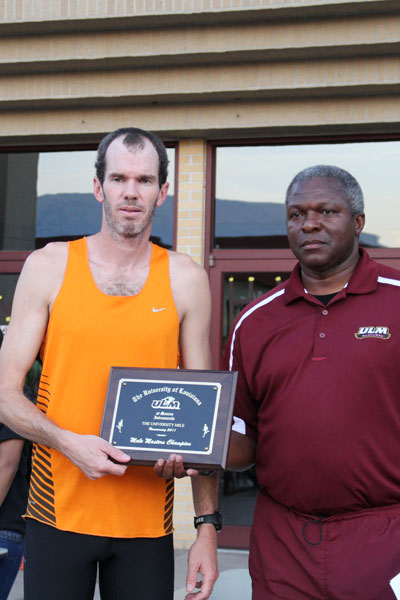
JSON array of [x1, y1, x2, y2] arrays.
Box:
[[153, 254, 218, 599], [175, 255, 219, 600], [0, 438, 24, 506], [0, 245, 130, 479], [226, 431, 257, 471], [0, 247, 60, 444]]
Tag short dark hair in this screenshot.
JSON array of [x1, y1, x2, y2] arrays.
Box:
[[285, 164, 364, 215], [95, 127, 169, 187]]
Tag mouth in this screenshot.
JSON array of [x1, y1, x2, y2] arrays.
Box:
[[300, 239, 326, 249], [119, 205, 142, 215]]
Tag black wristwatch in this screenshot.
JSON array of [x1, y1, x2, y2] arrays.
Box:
[[194, 511, 223, 532]]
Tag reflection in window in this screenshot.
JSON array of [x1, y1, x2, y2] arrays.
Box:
[[0, 148, 175, 251], [214, 141, 400, 249], [36, 150, 100, 247], [222, 272, 289, 348]]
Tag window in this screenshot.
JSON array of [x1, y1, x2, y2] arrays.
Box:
[[214, 140, 400, 249], [0, 147, 176, 251]]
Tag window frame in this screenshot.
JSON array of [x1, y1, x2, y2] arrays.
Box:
[[206, 132, 400, 260]]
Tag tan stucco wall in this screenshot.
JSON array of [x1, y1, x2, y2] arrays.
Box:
[[1, 0, 392, 23], [1, 1, 399, 143]]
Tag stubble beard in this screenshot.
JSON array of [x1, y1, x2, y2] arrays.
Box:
[[103, 192, 158, 240]]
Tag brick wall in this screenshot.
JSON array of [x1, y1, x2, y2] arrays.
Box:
[[176, 140, 206, 264], [173, 139, 207, 547], [173, 478, 197, 549]]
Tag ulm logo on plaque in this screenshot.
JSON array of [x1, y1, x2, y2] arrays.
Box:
[[151, 396, 180, 410]]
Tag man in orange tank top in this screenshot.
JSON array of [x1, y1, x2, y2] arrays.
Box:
[[0, 128, 219, 600]]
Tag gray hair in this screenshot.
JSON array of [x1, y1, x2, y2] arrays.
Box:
[[285, 165, 364, 215]]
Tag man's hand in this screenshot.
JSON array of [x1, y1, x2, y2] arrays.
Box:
[[185, 524, 218, 599], [154, 454, 199, 479], [59, 431, 131, 479]]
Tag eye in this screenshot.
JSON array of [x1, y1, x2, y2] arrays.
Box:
[[112, 176, 123, 183], [321, 208, 334, 215], [289, 211, 302, 219], [140, 177, 153, 184]]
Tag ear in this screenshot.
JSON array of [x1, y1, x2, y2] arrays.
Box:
[[156, 182, 169, 208], [94, 177, 105, 204], [354, 213, 365, 237]]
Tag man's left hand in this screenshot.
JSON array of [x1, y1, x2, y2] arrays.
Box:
[[154, 454, 199, 479], [185, 524, 219, 599]]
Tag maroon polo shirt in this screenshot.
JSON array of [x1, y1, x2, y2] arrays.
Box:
[[223, 248, 400, 515]]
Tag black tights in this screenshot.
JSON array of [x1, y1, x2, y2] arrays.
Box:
[[24, 519, 174, 600]]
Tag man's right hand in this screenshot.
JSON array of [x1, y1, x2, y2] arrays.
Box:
[[59, 431, 131, 479], [154, 454, 199, 479]]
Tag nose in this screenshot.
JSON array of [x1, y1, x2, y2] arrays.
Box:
[[124, 179, 139, 199], [302, 211, 321, 232]]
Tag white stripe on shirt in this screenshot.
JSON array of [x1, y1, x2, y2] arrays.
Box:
[[378, 275, 400, 287], [229, 288, 285, 371]]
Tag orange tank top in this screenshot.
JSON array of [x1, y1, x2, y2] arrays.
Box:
[[26, 238, 180, 537]]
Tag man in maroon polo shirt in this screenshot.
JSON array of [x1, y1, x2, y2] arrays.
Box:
[[224, 164, 400, 600]]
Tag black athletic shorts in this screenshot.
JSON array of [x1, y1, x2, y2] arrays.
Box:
[[24, 519, 174, 600]]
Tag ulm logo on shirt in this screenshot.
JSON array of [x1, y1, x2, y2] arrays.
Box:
[[355, 326, 391, 340]]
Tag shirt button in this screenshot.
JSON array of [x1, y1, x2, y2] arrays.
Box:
[[322, 309, 328, 316], [319, 332, 326, 339]]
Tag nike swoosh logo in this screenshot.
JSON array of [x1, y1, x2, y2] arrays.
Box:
[[152, 307, 167, 312]]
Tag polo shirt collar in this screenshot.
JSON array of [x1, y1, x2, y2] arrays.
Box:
[[284, 247, 378, 305]]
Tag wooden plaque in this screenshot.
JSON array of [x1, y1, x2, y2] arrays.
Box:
[[100, 367, 237, 470]]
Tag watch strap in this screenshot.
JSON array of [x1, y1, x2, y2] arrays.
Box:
[[194, 511, 222, 531]]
